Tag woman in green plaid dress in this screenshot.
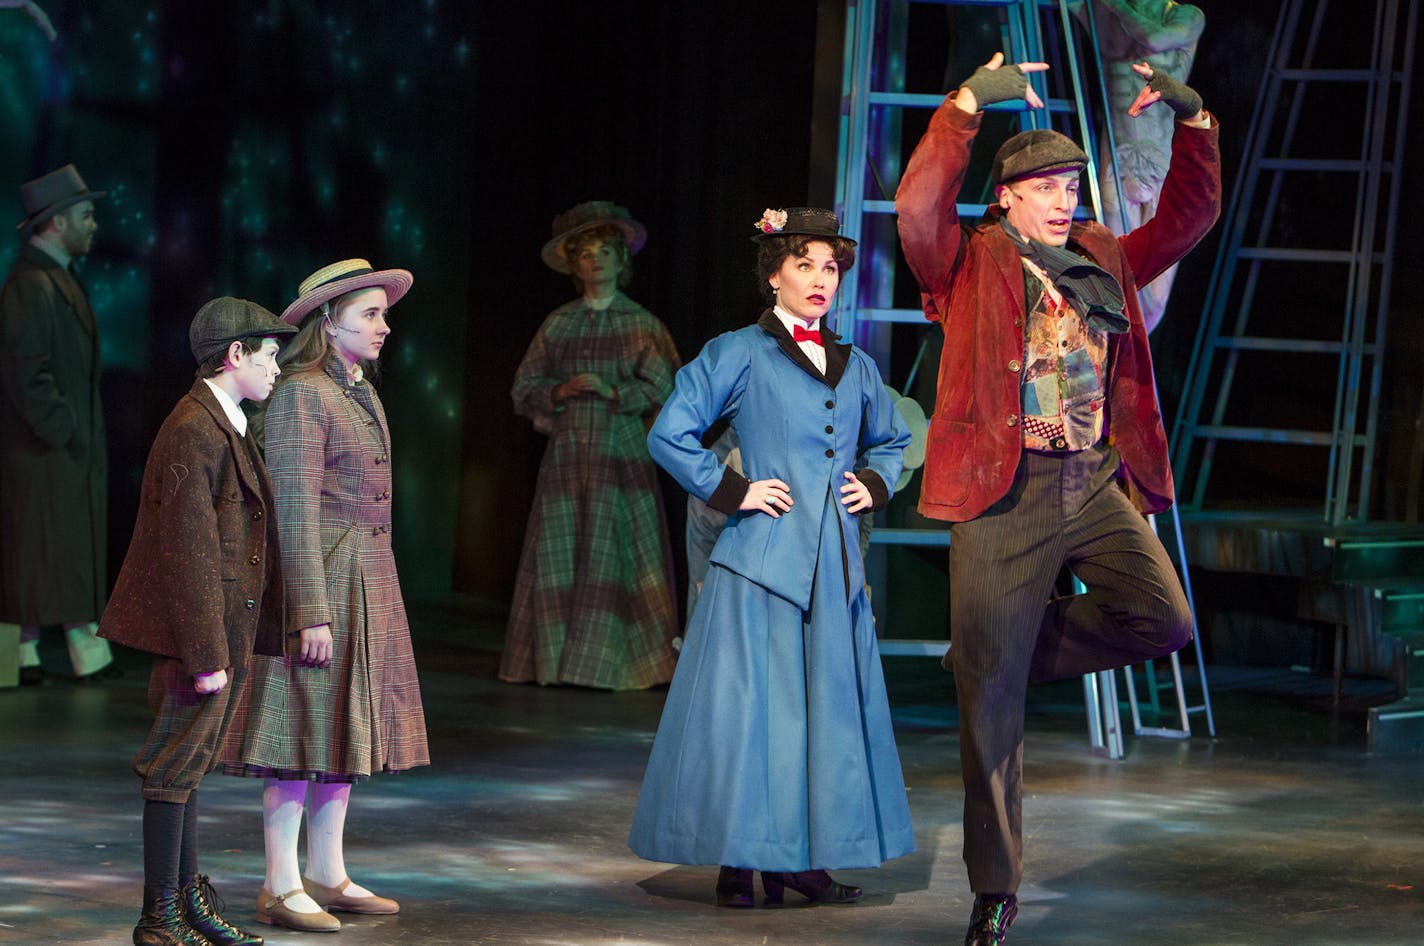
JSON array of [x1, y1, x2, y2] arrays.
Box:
[[222, 260, 428, 932], [501, 201, 681, 690]]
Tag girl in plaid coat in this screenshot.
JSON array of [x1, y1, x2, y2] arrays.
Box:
[[222, 260, 428, 933]]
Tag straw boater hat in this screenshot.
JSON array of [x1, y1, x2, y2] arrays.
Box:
[[279, 258, 413, 325], [540, 200, 647, 274], [17, 164, 107, 233]]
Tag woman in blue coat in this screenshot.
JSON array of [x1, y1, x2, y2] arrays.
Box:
[[628, 207, 915, 907]]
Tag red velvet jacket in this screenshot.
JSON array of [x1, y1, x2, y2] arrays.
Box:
[[895, 97, 1221, 522]]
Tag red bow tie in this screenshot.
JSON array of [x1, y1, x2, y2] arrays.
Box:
[[792, 325, 823, 346]]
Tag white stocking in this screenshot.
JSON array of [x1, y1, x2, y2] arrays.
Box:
[[306, 782, 375, 898], [15, 624, 39, 668], [261, 779, 321, 912]]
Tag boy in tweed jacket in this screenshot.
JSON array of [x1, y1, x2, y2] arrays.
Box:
[[100, 298, 295, 946]]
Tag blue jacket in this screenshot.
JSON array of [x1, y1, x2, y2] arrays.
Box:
[[649, 310, 909, 611]]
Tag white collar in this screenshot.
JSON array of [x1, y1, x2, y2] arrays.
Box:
[[202, 378, 247, 436], [772, 305, 820, 336]]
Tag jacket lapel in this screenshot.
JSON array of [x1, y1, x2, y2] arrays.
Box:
[[23, 244, 97, 337], [978, 218, 1029, 319], [821, 327, 850, 389], [187, 381, 265, 501], [757, 308, 849, 388]]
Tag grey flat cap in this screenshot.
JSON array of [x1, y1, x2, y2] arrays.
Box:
[[991, 130, 1089, 186], [189, 296, 297, 363]]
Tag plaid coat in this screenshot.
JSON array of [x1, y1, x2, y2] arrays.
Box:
[[223, 358, 428, 777], [501, 293, 680, 690]]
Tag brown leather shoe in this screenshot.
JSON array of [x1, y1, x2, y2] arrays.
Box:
[[302, 876, 400, 915], [254, 887, 340, 932]]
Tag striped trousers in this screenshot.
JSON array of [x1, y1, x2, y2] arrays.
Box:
[[946, 442, 1193, 894]]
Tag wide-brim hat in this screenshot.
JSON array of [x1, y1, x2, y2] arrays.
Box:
[[885, 385, 928, 491], [189, 296, 298, 363], [541, 200, 647, 273], [750, 207, 857, 246], [279, 258, 413, 325], [17, 164, 106, 232], [991, 130, 1089, 186]]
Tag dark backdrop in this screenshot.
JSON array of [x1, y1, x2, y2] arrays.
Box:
[[1, 1, 1417, 612]]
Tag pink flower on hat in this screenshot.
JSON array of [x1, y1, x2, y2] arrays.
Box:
[[755, 208, 788, 234]]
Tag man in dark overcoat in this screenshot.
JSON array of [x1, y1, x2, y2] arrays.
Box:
[[100, 297, 295, 946], [0, 163, 113, 684]]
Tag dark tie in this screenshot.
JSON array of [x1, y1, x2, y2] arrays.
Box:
[[792, 325, 823, 346]]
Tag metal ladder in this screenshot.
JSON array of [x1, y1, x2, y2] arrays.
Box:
[[833, 0, 1215, 756], [1169, 0, 1418, 526]]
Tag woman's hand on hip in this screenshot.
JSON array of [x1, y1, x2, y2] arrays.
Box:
[[299, 624, 334, 668], [742, 479, 793, 518], [840, 471, 873, 514]]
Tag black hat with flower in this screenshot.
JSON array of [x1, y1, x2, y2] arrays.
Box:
[[751, 207, 857, 245]]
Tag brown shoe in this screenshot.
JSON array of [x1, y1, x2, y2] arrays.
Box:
[[302, 876, 400, 915], [254, 887, 340, 932]]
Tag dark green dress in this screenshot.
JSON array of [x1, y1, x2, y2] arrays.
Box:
[[502, 292, 680, 690]]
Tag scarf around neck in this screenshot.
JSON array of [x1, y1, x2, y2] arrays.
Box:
[[999, 217, 1128, 334]]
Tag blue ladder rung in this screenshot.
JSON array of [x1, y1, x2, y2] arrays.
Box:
[[1186, 425, 1344, 446], [1210, 336, 1356, 354]]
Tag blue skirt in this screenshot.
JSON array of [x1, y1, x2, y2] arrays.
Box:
[[628, 498, 915, 871]]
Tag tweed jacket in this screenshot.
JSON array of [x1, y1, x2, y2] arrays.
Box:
[[265, 358, 396, 633], [649, 310, 909, 612], [0, 242, 108, 623], [100, 381, 285, 674], [895, 96, 1222, 522]]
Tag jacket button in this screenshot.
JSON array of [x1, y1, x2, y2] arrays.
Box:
[[1006, 414, 1019, 427], [1053, 437, 1067, 449], [824, 425, 834, 434], [251, 510, 263, 520], [824, 400, 834, 409], [249, 555, 260, 565], [824, 448, 834, 458], [1008, 359, 1021, 372], [245, 599, 256, 610]]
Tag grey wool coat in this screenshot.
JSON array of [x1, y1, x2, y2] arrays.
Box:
[[99, 381, 286, 673], [0, 243, 107, 624]]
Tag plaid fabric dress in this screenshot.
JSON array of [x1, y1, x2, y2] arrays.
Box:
[[501, 292, 680, 690], [222, 358, 429, 780]]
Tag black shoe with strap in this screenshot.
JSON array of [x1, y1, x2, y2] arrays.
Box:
[[181, 875, 263, 946], [134, 886, 213, 946], [965, 893, 1018, 945], [761, 870, 863, 905]]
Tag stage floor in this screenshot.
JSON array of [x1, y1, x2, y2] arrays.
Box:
[[2, 598, 1420, 946]]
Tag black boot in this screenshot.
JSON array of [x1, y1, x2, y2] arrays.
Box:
[[965, 892, 1018, 945], [182, 875, 263, 946], [714, 866, 755, 908], [133, 886, 213, 946]]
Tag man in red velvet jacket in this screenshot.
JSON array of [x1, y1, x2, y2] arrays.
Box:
[[896, 53, 1221, 945]]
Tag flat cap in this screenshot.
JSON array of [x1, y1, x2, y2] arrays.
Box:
[[189, 296, 297, 363], [991, 130, 1089, 185]]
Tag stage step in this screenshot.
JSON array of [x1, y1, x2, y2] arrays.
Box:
[[1325, 537, 1424, 582], [1368, 690, 1424, 754]]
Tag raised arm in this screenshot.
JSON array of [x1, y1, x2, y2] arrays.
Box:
[[895, 53, 1047, 316]]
